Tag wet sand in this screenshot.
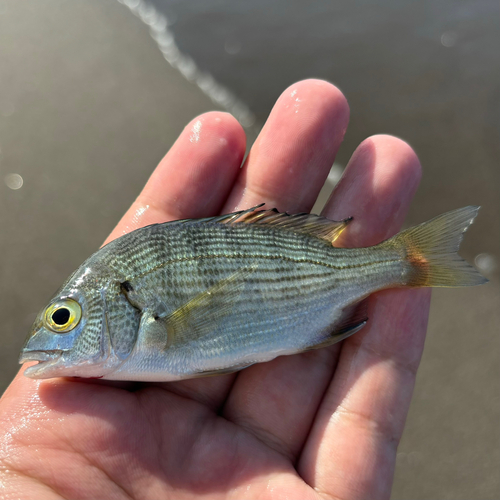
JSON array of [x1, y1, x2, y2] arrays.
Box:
[[0, 1, 498, 498]]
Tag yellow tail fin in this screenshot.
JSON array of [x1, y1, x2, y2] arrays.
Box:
[[387, 206, 488, 288]]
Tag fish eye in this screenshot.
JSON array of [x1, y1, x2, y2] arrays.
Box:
[[43, 299, 82, 333], [52, 308, 70, 325]]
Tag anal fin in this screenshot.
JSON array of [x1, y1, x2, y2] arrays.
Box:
[[302, 298, 369, 352], [190, 363, 255, 378]]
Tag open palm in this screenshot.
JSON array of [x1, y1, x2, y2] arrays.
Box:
[[0, 80, 430, 500]]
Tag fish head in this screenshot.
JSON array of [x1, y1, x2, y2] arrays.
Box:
[[20, 264, 123, 379]]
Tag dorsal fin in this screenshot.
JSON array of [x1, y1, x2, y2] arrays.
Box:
[[169, 204, 351, 244], [173, 204, 266, 226], [212, 205, 352, 244]]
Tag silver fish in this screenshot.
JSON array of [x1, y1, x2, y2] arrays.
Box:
[[19, 205, 487, 381]]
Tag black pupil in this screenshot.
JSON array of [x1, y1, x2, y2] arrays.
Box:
[[52, 308, 70, 325]]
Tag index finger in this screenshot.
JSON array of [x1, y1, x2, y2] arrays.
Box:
[[104, 111, 246, 245]]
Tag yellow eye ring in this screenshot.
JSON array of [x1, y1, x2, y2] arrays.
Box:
[[43, 299, 82, 333]]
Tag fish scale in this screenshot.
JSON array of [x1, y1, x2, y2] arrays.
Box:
[[20, 205, 487, 381]]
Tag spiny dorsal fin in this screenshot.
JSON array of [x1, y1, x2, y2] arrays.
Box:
[[172, 204, 351, 244], [173, 204, 266, 226], [154, 205, 351, 244], [215, 205, 352, 244]]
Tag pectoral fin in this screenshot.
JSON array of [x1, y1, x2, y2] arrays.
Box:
[[155, 265, 258, 349]]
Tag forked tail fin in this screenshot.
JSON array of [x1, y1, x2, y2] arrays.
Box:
[[385, 206, 488, 287]]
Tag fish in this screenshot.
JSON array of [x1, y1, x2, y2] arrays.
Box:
[[19, 205, 487, 381]]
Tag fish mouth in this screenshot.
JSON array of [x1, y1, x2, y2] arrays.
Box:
[[19, 350, 63, 378], [19, 350, 61, 363]]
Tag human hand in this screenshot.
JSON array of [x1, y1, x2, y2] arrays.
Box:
[[0, 79, 430, 500]]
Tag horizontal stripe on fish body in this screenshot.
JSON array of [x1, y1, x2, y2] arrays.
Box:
[[21, 206, 485, 381], [98, 222, 406, 284]]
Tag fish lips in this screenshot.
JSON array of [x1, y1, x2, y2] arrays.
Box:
[[19, 350, 63, 378]]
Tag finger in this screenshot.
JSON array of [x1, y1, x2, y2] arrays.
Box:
[[171, 79, 350, 411], [299, 136, 430, 500], [323, 135, 421, 246], [104, 111, 246, 245], [223, 79, 350, 212], [222, 135, 422, 463], [222, 80, 354, 452]]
